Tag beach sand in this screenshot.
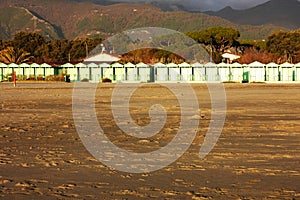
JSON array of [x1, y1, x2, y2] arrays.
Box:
[[0, 82, 299, 199]]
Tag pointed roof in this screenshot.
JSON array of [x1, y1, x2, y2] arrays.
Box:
[[0, 63, 7, 68], [84, 53, 120, 64], [75, 63, 86, 68], [231, 62, 243, 67], [178, 62, 190, 68], [99, 63, 111, 68], [124, 62, 136, 68], [217, 62, 229, 67], [19, 63, 30, 68], [111, 62, 123, 68], [153, 62, 166, 67], [136, 62, 148, 68], [40, 63, 52, 68], [87, 63, 98, 68], [191, 62, 203, 67], [294, 62, 300, 67], [266, 62, 279, 67], [166, 63, 178, 68], [248, 61, 265, 67], [61, 63, 74, 68], [280, 62, 294, 68], [204, 62, 216, 67], [30, 63, 40, 68], [8, 63, 19, 68]]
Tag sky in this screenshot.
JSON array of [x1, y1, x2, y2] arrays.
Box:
[[109, 0, 272, 11]]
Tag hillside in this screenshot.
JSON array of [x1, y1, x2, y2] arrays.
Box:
[[0, 0, 288, 40], [0, 6, 61, 40], [206, 0, 300, 29]]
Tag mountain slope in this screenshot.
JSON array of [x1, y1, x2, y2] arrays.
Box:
[[71, 0, 188, 11], [72, 5, 283, 40], [0, 0, 288, 40], [206, 0, 300, 29], [0, 6, 62, 40]]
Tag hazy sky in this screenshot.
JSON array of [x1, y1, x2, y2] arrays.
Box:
[[110, 0, 272, 11]]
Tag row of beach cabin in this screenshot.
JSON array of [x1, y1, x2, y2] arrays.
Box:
[[1, 61, 300, 83]]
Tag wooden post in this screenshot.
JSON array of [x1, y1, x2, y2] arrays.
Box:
[[13, 71, 16, 87]]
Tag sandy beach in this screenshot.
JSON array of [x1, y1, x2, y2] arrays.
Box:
[[0, 82, 299, 199]]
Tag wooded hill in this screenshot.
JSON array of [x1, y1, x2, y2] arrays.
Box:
[[0, 0, 289, 40], [205, 0, 300, 29]]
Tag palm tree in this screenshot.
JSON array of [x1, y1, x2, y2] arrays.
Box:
[[0, 46, 33, 64]]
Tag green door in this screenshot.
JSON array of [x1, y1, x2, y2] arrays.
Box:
[[242, 71, 249, 83]]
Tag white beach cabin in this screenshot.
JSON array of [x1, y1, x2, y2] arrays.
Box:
[[280, 62, 294, 82], [205, 62, 219, 82], [136, 62, 151, 82], [3, 63, 12, 80], [61, 63, 74, 77], [42, 63, 54, 77], [9, 63, 23, 79], [178, 62, 192, 82], [230, 62, 244, 82], [154, 62, 167, 82], [124, 62, 137, 82], [112, 62, 125, 82], [99, 63, 112, 81], [0, 63, 7, 81], [217, 62, 230, 82], [77, 63, 89, 81], [166, 63, 180, 82], [191, 62, 205, 82], [30, 63, 42, 77], [248, 61, 265, 82], [19, 63, 31, 79], [266, 62, 279, 82], [295, 62, 300, 82], [62, 63, 77, 82], [88, 63, 101, 82]]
